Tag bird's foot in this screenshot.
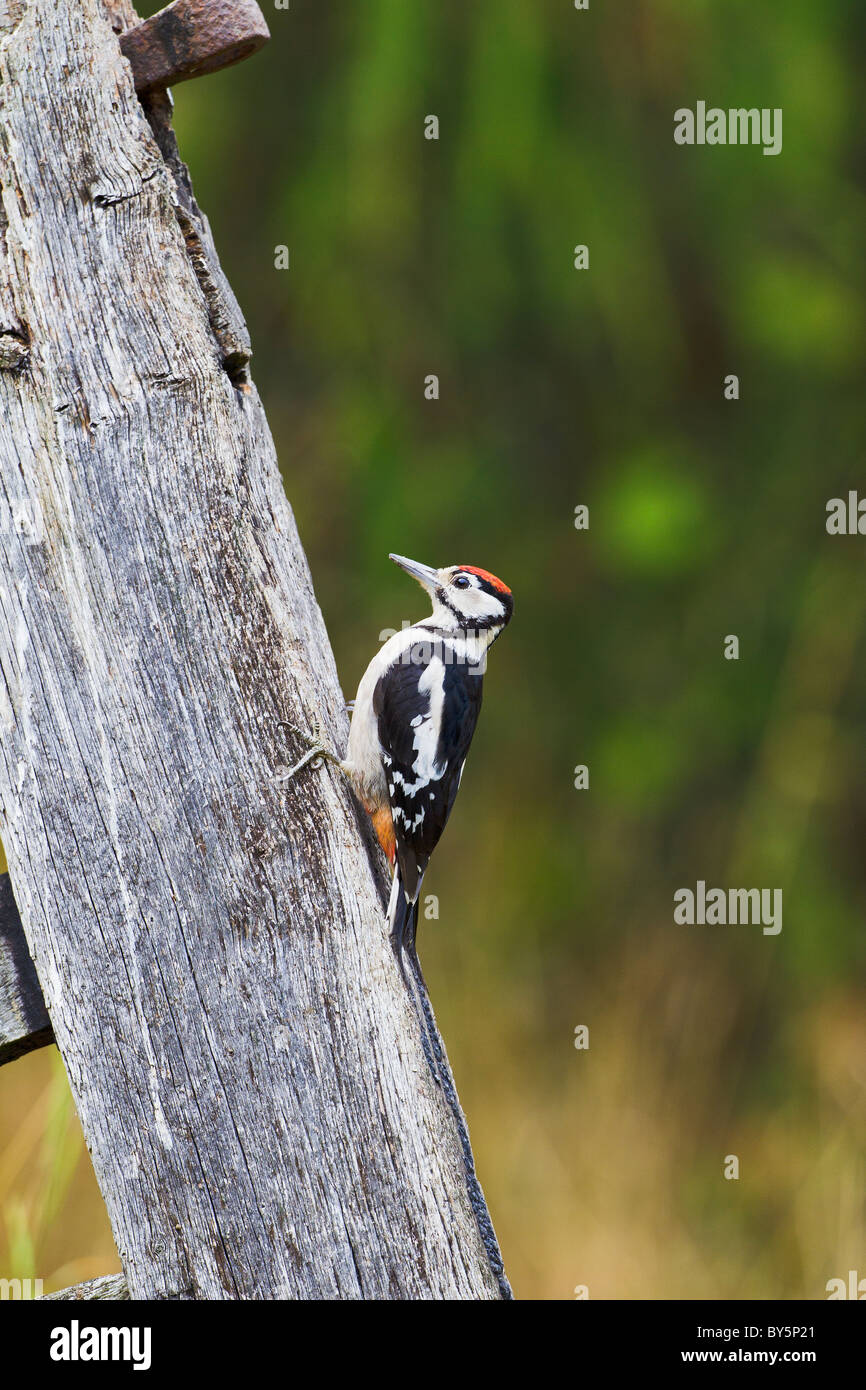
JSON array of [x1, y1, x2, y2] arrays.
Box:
[[272, 720, 342, 784]]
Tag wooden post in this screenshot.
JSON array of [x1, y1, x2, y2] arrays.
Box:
[[0, 0, 508, 1299]]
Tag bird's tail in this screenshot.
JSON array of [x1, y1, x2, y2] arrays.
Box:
[[388, 867, 438, 1078], [386, 866, 417, 984]]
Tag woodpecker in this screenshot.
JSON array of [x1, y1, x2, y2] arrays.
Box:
[[281, 553, 512, 971], [278, 552, 514, 1297]]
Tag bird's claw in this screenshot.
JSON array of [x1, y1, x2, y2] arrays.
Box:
[[272, 720, 331, 784]]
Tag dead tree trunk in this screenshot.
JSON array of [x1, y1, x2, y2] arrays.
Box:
[[0, 0, 508, 1299]]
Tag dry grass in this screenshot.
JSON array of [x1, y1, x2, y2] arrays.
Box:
[[0, 1048, 119, 1294]]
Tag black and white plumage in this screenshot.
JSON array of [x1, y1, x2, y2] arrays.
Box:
[[341, 555, 513, 977], [377, 644, 480, 894]]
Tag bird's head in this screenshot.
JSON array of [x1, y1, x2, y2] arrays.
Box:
[[389, 554, 513, 640]]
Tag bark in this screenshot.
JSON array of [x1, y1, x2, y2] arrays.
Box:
[[0, 0, 507, 1299], [41, 1274, 129, 1301]]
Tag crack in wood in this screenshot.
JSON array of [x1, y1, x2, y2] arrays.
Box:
[[141, 89, 252, 387]]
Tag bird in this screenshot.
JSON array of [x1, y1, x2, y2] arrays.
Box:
[[278, 552, 513, 1010], [277, 553, 514, 1299]]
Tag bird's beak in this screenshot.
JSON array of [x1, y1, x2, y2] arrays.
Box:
[[389, 553, 441, 595]]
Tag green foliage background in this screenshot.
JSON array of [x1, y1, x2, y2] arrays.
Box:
[[2, 0, 865, 1298]]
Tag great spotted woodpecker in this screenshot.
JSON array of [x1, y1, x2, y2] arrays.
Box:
[[278, 553, 513, 1297], [349, 555, 512, 963], [281, 553, 512, 983]]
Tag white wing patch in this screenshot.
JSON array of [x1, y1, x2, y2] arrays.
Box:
[[389, 656, 446, 802]]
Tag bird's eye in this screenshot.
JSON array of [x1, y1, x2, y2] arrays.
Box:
[[453, 575, 471, 589]]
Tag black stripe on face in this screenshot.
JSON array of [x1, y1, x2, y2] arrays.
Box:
[[476, 580, 513, 625], [436, 588, 508, 632], [437, 589, 465, 621]]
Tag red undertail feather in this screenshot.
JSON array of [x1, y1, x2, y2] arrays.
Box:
[[369, 803, 397, 865]]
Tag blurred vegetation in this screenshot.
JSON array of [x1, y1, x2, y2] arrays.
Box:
[[2, 0, 865, 1298]]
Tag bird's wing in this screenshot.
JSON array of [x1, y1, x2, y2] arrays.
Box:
[[373, 646, 483, 900]]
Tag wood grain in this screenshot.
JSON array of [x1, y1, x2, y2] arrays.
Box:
[[0, 0, 508, 1299], [41, 1274, 129, 1301]]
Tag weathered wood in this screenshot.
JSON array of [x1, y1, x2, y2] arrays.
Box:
[[0, 871, 53, 1065], [0, 0, 508, 1299], [41, 1274, 130, 1301]]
